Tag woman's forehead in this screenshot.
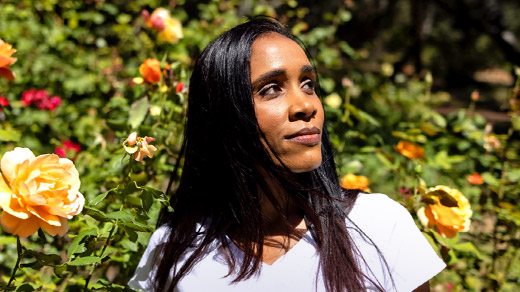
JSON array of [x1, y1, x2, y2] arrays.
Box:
[[250, 33, 311, 79]]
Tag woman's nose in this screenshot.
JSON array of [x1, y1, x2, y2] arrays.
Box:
[[288, 87, 317, 122]]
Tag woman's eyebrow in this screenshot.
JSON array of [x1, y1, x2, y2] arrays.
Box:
[[301, 65, 316, 76], [251, 69, 286, 89]]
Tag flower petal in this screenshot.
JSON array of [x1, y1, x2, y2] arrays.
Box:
[[40, 216, 68, 236], [0, 190, 30, 219], [0, 68, 15, 81], [0, 212, 40, 237], [1, 147, 35, 182]]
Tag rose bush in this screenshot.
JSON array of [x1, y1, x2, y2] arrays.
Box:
[[0, 1, 518, 290], [0, 147, 84, 237]]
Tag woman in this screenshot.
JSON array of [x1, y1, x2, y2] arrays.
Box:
[[129, 18, 445, 292]]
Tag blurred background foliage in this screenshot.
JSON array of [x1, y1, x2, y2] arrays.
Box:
[[0, 0, 519, 291]]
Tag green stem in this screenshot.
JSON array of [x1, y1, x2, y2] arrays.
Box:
[[83, 222, 117, 292], [7, 236, 23, 288]]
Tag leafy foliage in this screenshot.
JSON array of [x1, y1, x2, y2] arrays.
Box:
[[0, 0, 519, 291]]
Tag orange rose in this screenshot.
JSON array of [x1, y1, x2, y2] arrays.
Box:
[[417, 185, 472, 238], [0, 39, 17, 81], [139, 58, 162, 83], [467, 173, 484, 185], [395, 140, 425, 160], [0, 148, 84, 237], [340, 174, 370, 192]]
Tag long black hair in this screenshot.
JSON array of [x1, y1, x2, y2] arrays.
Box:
[[153, 18, 385, 292]]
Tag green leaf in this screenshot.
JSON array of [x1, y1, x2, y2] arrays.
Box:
[[0, 129, 21, 142], [89, 190, 111, 206], [119, 222, 153, 232], [452, 242, 483, 259], [122, 225, 138, 242], [23, 250, 62, 266], [140, 189, 153, 213], [0, 236, 17, 245], [15, 283, 38, 292], [84, 206, 111, 222], [68, 256, 101, 266], [106, 210, 133, 222], [139, 186, 164, 198], [128, 97, 150, 129], [68, 228, 97, 258], [482, 172, 500, 187], [54, 264, 69, 278]]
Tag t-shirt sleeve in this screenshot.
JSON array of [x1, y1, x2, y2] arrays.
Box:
[[349, 193, 446, 292], [128, 225, 170, 292]]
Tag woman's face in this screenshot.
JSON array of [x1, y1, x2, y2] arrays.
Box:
[[250, 33, 324, 173]]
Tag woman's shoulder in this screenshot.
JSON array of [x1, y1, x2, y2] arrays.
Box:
[[349, 193, 411, 224], [347, 192, 414, 247], [347, 192, 446, 291]]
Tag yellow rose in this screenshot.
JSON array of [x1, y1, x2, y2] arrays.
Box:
[[158, 17, 183, 44], [417, 185, 472, 238], [0, 147, 84, 237], [340, 174, 371, 192]]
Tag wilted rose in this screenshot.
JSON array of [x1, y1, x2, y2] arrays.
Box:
[[340, 174, 370, 192], [0, 147, 84, 237], [123, 133, 157, 162], [0, 39, 17, 81], [395, 140, 425, 160], [139, 58, 162, 83], [417, 185, 472, 238]]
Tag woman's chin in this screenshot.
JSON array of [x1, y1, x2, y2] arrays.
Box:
[[287, 160, 322, 173]]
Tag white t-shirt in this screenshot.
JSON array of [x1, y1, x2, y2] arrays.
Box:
[[128, 193, 446, 291]]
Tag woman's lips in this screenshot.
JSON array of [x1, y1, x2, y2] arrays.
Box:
[[285, 127, 321, 146], [287, 133, 320, 146]]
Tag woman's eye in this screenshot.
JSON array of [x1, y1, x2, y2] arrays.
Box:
[[302, 80, 315, 92], [259, 84, 281, 97]]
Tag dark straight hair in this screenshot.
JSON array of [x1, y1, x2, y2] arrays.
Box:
[[153, 18, 385, 292]]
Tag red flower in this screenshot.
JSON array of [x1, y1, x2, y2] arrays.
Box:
[[176, 81, 183, 93], [54, 146, 66, 158], [21, 89, 61, 110], [63, 140, 81, 152], [471, 90, 479, 101], [55, 140, 81, 158], [0, 96, 8, 111], [467, 173, 484, 185]]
